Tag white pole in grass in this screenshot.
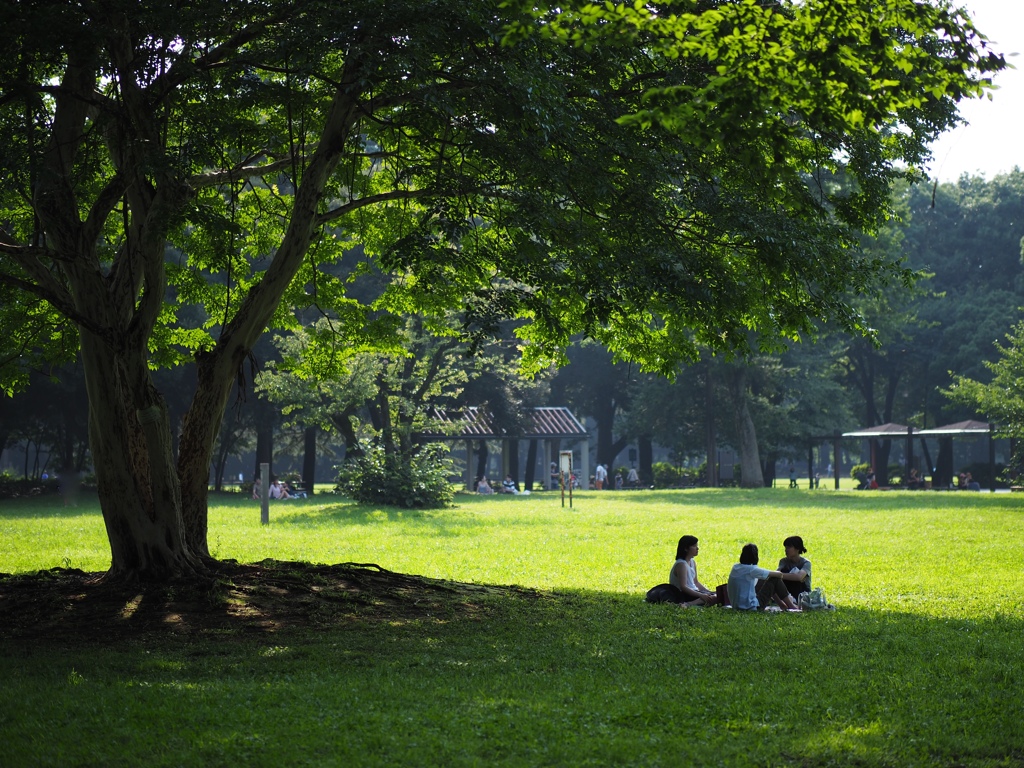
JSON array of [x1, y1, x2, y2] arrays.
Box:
[[560, 450, 573, 509], [260, 462, 270, 525]]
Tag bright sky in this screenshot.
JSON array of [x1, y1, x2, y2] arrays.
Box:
[[926, 0, 1024, 182]]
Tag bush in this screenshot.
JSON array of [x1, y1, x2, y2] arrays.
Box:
[[651, 462, 681, 488], [336, 443, 455, 508], [0, 472, 59, 499]]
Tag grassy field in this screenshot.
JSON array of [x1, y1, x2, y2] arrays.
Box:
[[2, 488, 1023, 767]]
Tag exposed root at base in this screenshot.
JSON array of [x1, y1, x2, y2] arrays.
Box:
[[0, 559, 542, 643]]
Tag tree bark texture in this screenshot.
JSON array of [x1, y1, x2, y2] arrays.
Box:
[[726, 366, 765, 488], [303, 426, 318, 492]]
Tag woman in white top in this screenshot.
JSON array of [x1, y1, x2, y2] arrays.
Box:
[[669, 535, 720, 606]]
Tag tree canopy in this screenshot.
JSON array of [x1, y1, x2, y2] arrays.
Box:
[[0, 0, 1005, 579]]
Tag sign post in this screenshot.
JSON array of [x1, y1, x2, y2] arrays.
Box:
[[559, 450, 573, 509]]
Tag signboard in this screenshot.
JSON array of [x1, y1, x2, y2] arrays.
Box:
[[559, 450, 573, 508]]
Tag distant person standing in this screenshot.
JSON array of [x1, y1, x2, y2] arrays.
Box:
[[595, 463, 607, 490]]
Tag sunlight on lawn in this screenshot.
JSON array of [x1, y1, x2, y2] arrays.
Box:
[[4, 488, 1020, 620]]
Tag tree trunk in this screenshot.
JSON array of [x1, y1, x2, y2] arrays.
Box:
[[524, 439, 538, 491], [80, 330, 202, 580], [594, 396, 618, 467], [638, 436, 653, 486], [726, 366, 764, 488], [508, 438, 520, 486], [475, 440, 489, 484], [705, 364, 718, 487], [761, 450, 778, 487], [303, 425, 317, 493], [253, 399, 275, 483], [332, 404, 363, 459]]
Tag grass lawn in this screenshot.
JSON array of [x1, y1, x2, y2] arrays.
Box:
[[1, 488, 1023, 767]]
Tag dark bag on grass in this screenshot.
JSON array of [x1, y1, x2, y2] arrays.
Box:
[[715, 583, 730, 607], [646, 583, 684, 604]]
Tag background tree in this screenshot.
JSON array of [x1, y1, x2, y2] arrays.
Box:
[[945, 318, 1024, 482], [0, 0, 1003, 580], [903, 171, 1024, 424], [550, 342, 634, 471]]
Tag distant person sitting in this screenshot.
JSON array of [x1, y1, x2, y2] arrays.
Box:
[[501, 475, 519, 494], [269, 479, 291, 500], [252, 478, 262, 500], [965, 472, 981, 491], [477, 476, 495, 495], [906, 469, 922, 490]]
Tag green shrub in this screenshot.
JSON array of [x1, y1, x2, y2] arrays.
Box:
[[336, 443, 455, 508], [0, 474, 58, 499], [651, 462, 681, 488]]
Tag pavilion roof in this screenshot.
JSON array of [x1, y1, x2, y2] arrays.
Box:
[[841, 422, 915, 438], [423, 406, 587, 440], [916, 420, 992, 436]]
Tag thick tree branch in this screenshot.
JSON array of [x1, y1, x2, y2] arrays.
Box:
[[190, 155, 302, 188], [0, 264, 109, 341], [315, 189, 428, 227]]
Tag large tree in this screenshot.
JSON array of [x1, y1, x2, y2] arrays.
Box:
[[903, 171, 1024, 422], [945, 318, 1024, 481], [0, 0, 1003, 580]]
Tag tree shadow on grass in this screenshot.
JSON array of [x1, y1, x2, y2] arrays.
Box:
[[275, 494, 563, 532], [2, 569, 1022, 767], [0, 492, 103, 519]]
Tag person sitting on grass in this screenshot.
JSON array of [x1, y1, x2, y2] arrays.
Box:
[[670, 535, 720, 607], [727, 543, 799, 611], [476, 476, 495, 495], [777, 536, 811, 602], [906, 468, 922, 490], [285, 479, 307, 498], [501, 475, 519, 494], [269, 479, 292, 500]]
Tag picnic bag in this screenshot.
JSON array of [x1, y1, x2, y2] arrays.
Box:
[[645, 583, 682, 604], [798, 586, 833, 611]]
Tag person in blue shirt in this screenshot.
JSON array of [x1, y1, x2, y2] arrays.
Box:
[[727, 543, 800, 610]]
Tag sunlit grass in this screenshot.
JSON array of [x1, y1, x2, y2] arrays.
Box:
[[4, 488, 1023, 620]]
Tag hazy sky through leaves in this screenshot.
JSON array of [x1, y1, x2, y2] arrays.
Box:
[[927, 0, 1024, 181]]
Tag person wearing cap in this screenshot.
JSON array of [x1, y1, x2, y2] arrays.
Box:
[[777, 535, 812, 601]]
